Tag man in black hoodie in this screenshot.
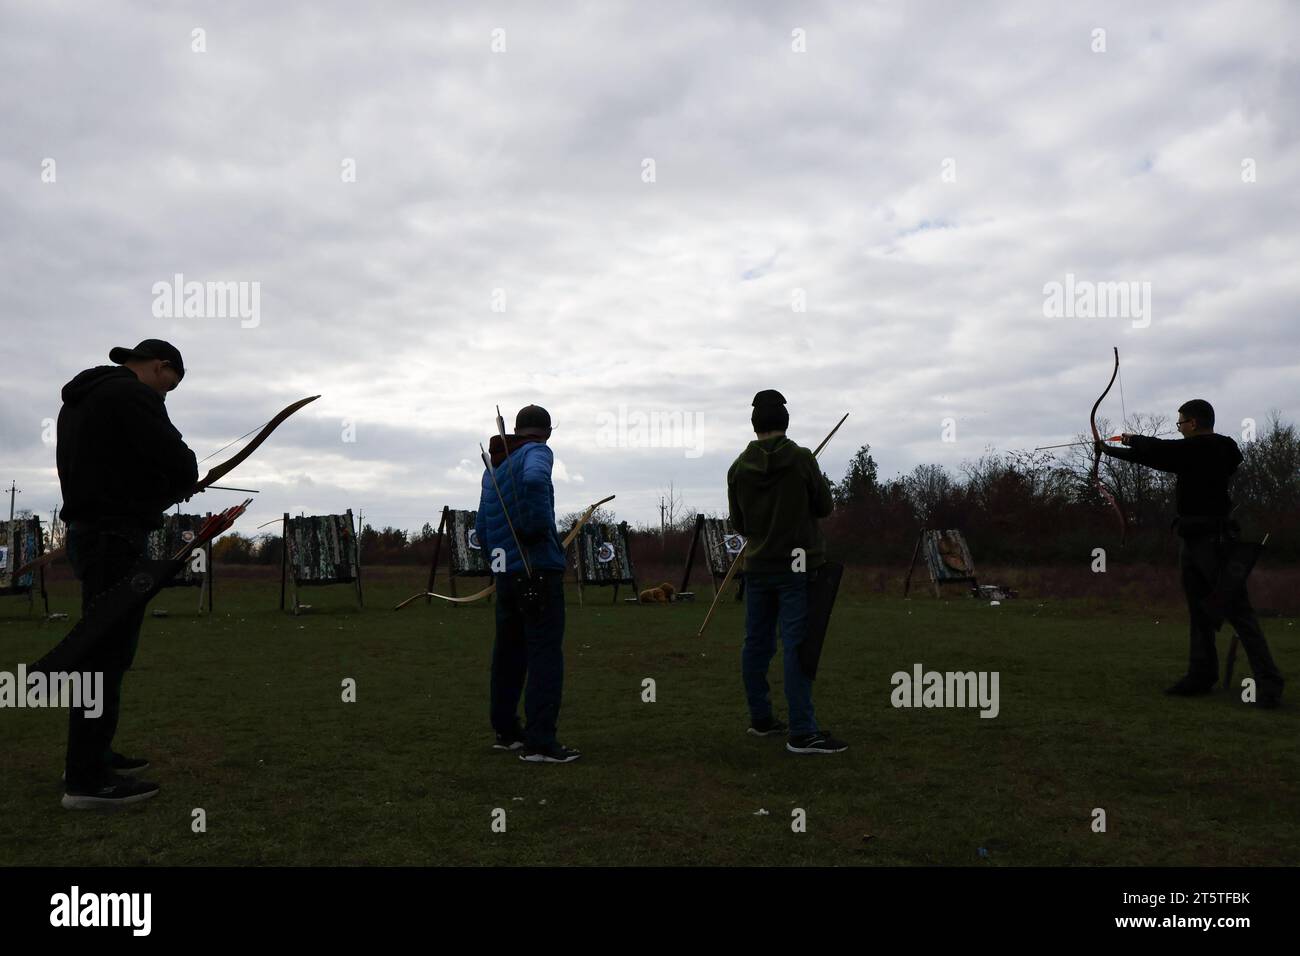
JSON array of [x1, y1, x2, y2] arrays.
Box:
[[727, 390, 845, 754], [56, 340, 199, 808], [1102, 399, 1283, 706]]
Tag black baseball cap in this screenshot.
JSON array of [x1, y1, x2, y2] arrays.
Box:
[[109, 339, 185, 380], [515, 405, 552, 433]]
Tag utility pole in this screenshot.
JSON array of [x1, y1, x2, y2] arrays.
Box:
[[8, 480, 17, 521]]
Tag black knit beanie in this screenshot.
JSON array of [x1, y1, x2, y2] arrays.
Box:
[[751, 389, 789, 433]]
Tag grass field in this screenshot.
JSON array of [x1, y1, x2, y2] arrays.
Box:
[[1, 567, 1296, 866]]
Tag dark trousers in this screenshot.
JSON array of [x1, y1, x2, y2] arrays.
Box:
[[490, 570, 566, 748], [1180, 534, 1283, 692], [65, 524, 148, 787]]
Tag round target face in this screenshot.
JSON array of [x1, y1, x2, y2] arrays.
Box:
[[724, 534, 745, 555], [181, 531, 196, 542], [597, 543, 615, 563], [467, 529, 481, 550]]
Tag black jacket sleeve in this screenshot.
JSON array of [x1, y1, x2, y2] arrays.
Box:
[[120, 385, 199, 500], [1102, 435, 1191, 474]]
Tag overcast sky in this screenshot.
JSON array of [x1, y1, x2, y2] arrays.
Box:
[[1, 0, 1296, 533]]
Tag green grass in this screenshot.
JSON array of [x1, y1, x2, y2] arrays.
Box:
[[1, 569, 1296, 866]]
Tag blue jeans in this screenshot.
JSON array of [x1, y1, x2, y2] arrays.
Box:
[[742, 571, 817, 736]]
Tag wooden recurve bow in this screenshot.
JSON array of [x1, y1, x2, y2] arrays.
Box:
[[16, 395, 320, 578], [191, 395, 320, 494], [399, 494, 617, 609], [1090, 348, 1127, 545]]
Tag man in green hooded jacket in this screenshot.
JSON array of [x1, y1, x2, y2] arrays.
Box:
[[727, 389, 846, 754]]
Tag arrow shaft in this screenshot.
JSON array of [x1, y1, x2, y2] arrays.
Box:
[[481, 442, 531, 577], [1034, 436, 1123, 451]]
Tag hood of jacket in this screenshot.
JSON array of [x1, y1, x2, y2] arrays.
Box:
[[732, 435, 803, 490], [61, 365, 140, 405], [487, 433, 547, 467]]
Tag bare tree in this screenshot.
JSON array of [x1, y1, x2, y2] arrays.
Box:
[[659, 480, 687, 535]]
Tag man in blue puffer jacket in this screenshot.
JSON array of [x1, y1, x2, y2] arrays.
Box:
[[475, 405, 581, 763]]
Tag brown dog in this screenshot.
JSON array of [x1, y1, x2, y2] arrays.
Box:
[[638, 582, 677, 604]]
